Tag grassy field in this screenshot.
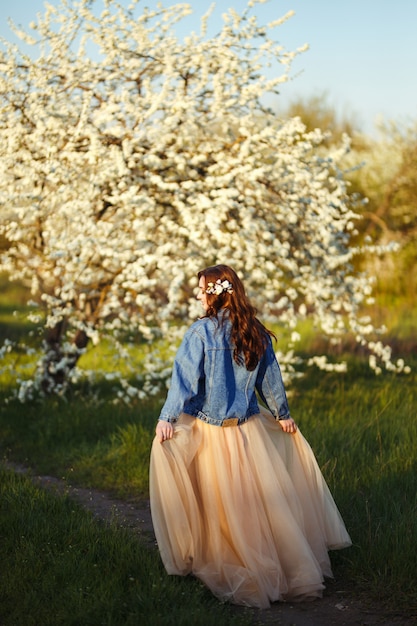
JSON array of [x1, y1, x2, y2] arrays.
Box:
[[0, 277, 416, 624], [0, 467, 253, 626]]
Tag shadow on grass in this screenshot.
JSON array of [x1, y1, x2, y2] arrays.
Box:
[[334, 464, 417, 616]]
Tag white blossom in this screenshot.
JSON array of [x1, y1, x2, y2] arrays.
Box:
[[0, 0, 408, 401]]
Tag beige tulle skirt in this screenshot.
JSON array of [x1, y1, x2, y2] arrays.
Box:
[[149, 409, 351, 609]]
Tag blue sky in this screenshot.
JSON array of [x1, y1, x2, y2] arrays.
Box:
[[1, 0, 416, 135]]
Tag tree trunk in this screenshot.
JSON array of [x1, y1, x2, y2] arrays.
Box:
[[40, 321, 89, 393]]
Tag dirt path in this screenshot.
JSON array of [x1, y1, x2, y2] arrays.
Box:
[[8, 463, 415, 626]]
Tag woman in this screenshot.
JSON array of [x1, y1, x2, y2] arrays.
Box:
[[149, 264, 351, 609]]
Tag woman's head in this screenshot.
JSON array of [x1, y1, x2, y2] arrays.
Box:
[[196, 264, 274, 370], [197, 265, 244, 316]]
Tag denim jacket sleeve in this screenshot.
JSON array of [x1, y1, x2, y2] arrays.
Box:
[[158, 327, 204, 423], [255, 339, 291, 421]]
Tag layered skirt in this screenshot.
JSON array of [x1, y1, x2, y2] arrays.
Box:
[[149, 409, 351, 609]]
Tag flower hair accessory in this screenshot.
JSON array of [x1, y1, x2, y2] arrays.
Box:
[[206, 279, 233, 295]]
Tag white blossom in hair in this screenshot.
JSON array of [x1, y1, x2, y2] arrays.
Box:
[[206, 279, 233, 295]]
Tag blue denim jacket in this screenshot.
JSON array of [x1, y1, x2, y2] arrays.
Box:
[[158, 310, 291, 426]]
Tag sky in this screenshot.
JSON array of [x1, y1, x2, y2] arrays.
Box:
[[1, 0, 416, 135]]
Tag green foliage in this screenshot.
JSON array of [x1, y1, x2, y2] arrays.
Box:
[[277, 92, 360, 145], [343, 122, 417, 307], [356, 122, 417, 237], [0, 468, 253, 626], [0, 273, 35, 344], [367, 241, 417, 311]]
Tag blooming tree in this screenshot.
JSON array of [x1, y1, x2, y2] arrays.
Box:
[[346, 121, 417, 242], [0, 0, 408, 401]]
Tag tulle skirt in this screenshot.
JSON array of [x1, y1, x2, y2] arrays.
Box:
[[149, 409, 351, 609]]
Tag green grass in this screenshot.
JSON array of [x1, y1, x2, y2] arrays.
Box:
[[291, 362, 417, 610], [0, 392, 159, 498], [0, 467, 253, 626], [1, 360, 416, 618], [1, 277, 417, 621]]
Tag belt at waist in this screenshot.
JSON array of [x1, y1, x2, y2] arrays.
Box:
[[196, 411, 252, 427]]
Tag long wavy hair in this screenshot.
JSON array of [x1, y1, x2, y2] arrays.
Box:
[[197, 264, 275, 370]]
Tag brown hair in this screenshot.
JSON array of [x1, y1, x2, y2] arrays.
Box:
[[197, 264, 275, 370]]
